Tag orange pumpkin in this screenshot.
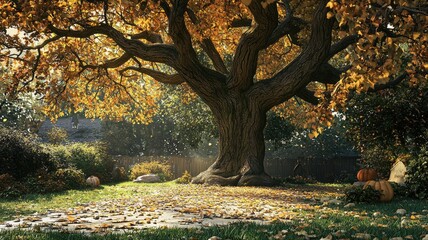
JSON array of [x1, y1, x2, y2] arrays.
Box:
[[363, 180, 394, 202], [357, 168, 378, 182], [86, 176, 100, 188]]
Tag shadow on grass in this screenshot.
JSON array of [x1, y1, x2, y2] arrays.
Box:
[[0, 221, 426, 240]]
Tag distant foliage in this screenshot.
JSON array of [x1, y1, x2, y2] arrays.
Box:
[[47, 127, 68, 145], [0, 93, 45, 132], [49, 142, 115, 183], [175, 170, 192, 184], [406, 148, 428, 199], [344, 185, 381, 203], [130, 161, 172, 181], [0, 127, 53, 179]]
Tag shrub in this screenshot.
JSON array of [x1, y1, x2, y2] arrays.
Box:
[[54, 168, 86, 190], [284, 175, 317, 184], [406, 148, 428, 199], [344, 185, 381, 203], [0, 127, 54, 179], [389, 182, 409, 198], [111, 166, 128, 182], [175, 170, 192, 184], [47, 127, 68, 145], [130, 161, 172, 181], [48, 142, 115, 183], [0, 174, 16, 192]]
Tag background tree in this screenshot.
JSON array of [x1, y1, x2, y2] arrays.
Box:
[[342, 84, 427, 177], [0, 0, 426, 185]]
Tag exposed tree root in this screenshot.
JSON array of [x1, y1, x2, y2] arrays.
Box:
[[192, 170, 276, 186]]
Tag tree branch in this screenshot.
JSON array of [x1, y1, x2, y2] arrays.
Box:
[[200, 38, 229, 74], [185, 7, 228, 74], [296, 88, 319, 105], [368, 73, 408, 92], [120, 66, 184, 85], [328, 34, 359, 59], [311, 63, 346, 85], [168, 0, 198, 61], [48, 24, 178, 67], [230, 17, 252, 28], [77, 52, 132, 70], [248, 0, 334, 110], [129, 31, 163, 43], [229, 0, 278, 91]]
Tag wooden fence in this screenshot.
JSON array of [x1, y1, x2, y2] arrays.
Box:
[[114, 155, 358, 183]]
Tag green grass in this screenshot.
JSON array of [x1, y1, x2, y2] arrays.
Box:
[[1, 182, 427, 239], [0, 182, 174, 222], [0, 221, 427, 240]]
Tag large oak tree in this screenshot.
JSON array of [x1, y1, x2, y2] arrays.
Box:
[[0, 0, 426, 185]]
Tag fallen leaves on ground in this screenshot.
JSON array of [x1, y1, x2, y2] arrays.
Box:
[[0, 184, 427, 239]]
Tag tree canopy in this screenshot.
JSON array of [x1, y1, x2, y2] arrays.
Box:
[[1, 0, 425, 123]]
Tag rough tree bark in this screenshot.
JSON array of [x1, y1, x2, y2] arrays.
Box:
[[192, 95, 272, 186]]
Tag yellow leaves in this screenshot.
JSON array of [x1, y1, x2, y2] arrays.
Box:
[[326, 11, 335, 19], [241, 0, 252, 6]]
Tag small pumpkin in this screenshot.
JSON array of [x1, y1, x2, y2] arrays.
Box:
[[86, 176, 100, 188], [363, 180, 394, 202], [357, 168, 378, 182]]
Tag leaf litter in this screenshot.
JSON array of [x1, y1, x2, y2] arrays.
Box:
[[0, 184, 427, 239]]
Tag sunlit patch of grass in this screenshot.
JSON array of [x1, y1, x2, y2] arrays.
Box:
[[0, 181, 175, 222]]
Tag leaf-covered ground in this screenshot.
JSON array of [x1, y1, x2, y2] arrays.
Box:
[[1, 182, 427, 239]]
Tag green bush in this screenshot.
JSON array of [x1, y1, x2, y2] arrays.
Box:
[[344, 185, 381, 203], [48, 142, 115, 183], [47, 127, 68, 145], [389, 182, 409, 198], [175, 170, 192, 184], [0, 127, 54, 179], [0, 183, 27, 199], [130, 161, 172, 181], [406, 148, 428, 199], [54, 168, 86, 190]]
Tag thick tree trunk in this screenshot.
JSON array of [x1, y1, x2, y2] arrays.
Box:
[[192, 97, 275, 186]]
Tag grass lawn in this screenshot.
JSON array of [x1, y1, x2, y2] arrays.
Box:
[[1, 182, 427, 240]]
